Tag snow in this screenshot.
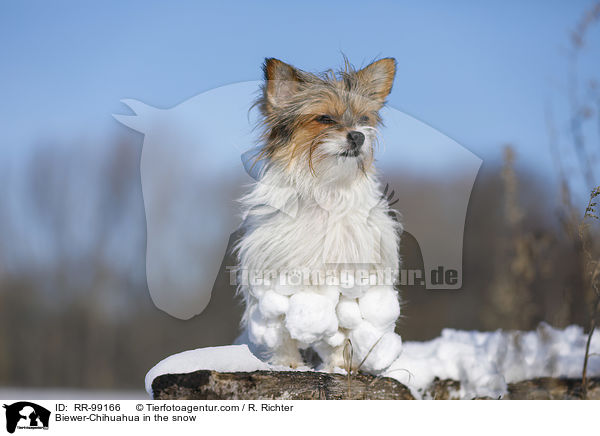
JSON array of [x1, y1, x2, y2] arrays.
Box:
[[247, 281, 399, 366], [358, 287, 400, 329], [384, 323, 600, 399], [248, 308, 285, 349], [336, 296, 363, 329], [258, 290, 289, 319], [0, 388, 146, 400], [284, 292, 339, 344], [145, 323, 600, 399], [349, 321, 403, 372], [144, 344, 271, 395], [324, 330, 346, 348]]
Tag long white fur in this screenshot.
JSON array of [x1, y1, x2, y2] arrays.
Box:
[[236, 124, 403, 371]]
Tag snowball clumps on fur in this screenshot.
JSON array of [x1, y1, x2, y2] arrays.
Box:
[[258, 290, 289, 319], [358, 286, 400, 329], [336, 296, 362, 329], [248, 307, 284, 349], [285, 292, 339, 344], [349, 321, 403, 371], [245, 282, 402, 372]]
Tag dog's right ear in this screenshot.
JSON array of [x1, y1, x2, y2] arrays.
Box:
[[263, 58, 302, 111]]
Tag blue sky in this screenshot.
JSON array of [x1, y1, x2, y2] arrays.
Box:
[[1, 0, 599, 184]]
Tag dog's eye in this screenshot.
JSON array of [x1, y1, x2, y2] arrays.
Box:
[[316, 115, 335, 125], [359, 115, 370, 124]]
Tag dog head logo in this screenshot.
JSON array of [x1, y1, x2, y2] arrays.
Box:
[[3, 402, 50, 433], [114, 81, 481, 320]]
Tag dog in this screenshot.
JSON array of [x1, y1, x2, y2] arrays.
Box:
[[235, 58, 403, 372]]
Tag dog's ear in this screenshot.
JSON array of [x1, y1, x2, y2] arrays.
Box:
[[355, 58, 396, 105], [263, 58, 302, 111]]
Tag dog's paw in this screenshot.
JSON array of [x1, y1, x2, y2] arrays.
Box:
[[270, 355, 304, 369], [318, 346, 351, 373]]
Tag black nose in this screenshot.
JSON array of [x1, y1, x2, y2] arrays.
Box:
[[347, 131, 365, 149]]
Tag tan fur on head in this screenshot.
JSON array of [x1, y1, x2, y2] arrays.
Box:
[[256, 57, 396, 176]]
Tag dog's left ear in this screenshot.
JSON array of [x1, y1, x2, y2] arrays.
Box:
[[263, 58, 303, 112], [356, 58, 396, 105]]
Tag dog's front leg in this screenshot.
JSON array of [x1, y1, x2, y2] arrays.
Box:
[[269, 332, 304, 368]]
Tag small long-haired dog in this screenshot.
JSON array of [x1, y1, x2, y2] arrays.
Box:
[[236, 58, 402, 372]]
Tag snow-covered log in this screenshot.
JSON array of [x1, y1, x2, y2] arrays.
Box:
[[151, 370, 600, 400], [145, 325, 600, 399]]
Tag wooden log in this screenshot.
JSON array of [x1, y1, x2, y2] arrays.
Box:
[[507, 377, 600, 400], [152, 370, 414, 400], [151, 370, 600, 400]]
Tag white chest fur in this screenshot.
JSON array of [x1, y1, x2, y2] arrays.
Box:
[[237, 167, 400, 275], [235, 165, 403, 371]]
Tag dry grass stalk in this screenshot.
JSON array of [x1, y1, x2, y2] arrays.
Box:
[[580, 186, 600, 398], [487, 145, 539, 329], [342, 334, 385, 399], [343, 338, 353, 398]]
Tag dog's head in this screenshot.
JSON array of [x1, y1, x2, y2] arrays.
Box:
[[256, 57, 396, 184]]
